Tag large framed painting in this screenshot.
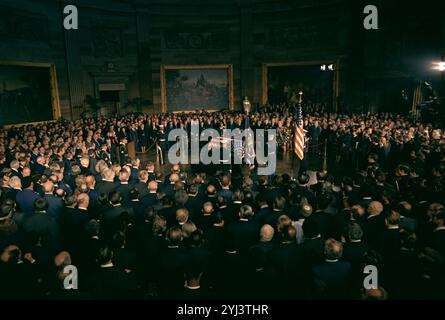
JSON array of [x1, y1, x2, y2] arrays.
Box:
[[161, 64, 234, 112], [0, 61, 60, 126], [262, 61, 339, 112]]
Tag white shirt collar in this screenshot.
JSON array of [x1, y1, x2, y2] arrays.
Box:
[[100, 262, 113, 268], [186, 285, 201, 290]]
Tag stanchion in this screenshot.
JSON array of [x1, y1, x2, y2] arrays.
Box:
[[323, 141, 328, 172]]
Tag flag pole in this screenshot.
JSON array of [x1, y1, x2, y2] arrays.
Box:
[[294, 91, 303, 178]]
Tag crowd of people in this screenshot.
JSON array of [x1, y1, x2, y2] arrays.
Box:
[[0, 106, 444, 299]]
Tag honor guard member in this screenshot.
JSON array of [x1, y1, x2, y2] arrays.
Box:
[[157, 125, 167, 162], [118, 137, 129, 165], [100, 144, 112, 166]]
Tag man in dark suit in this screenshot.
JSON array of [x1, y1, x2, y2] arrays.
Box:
[[61, 194, 90, 253], [216, 175, 233, 204], [295, 172, 316, 208], [379, 210, 402, 260], [307, 193, 333, 238], [263, 196, 287, 228], [101, 191, 134, 240], [141, 181, 158, 208], [225, 205, 260, 254], [15, 177, 40, 214], [268, 226, 306, 298], [312, 238, 352, 299], [362, 201, 385, 249], [116, 169, 133, 203], [133, 170, 149, 198], [95, 168, 118, 196], [430, 210, 445, 256], [156, 227, 191, 298], [23, 198, 59, 247], [253, 194, 271, 225], [205, 211, 226, 255], [342, 222, 369, 290], [88, 246, 137, 299], [9, 160, 22, 179], [42, 181, 65, 221], [300, 219, 325, 269], [125, 188, 145, 225], [224, 189, 244, 224], [7, 176, 22, 202], [162, 173, 178, 198], [130, 158, 140, 182]]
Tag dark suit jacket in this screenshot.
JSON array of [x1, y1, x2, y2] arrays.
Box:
[[15, 189, 40, 214], [141, 192, 158, 208], [380, 227, 402, 260], [362, 214, 385, 250], [133, 181, 149, 198], [44, 194, 65, 220], [216, 189, 233, 204], [225, 219, 260, 253], [430, 228, 445, 256], [312, 260, 352, 299], [308, 210, 334, 239], [157, 246, 192, 298], [101, 205, 135, 239], [95, 180, 118, 196], [23, 212, 59, 246], [116, 182, 133, 202], [205, 225, 226, 255], [88, 265, 137, 299]]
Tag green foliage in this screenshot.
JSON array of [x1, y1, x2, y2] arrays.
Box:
[[84, 95, 101, 116], [124, 97, 152, 112]]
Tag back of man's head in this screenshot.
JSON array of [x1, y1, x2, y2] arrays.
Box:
[[324, 238, 343, 260], [148, 180, 158, 192], [33, 198, 49, 213], [108, 191, 122, 205], [386, 210, 400, 226], [167, 226, 183, 246]]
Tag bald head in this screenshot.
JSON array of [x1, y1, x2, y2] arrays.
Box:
[[324, 238, 343, 260], [148, 180, 158, 193], [119, 170, 130, 183], [86, 175, 96, 188], [260, 224, 274, 242], [169, 173, 179, 184], [171, 164, 180, 173], [77, 193, 90, 209], [368, 201, 383, 216], [22, 167, 31, 178], [202, 201, 213, 215], [176, 208, 189, 225], [43, 181, 55, 194], [54, 251, 72, 268]]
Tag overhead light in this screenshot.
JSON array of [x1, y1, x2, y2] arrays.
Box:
[[320, 64, 326, 71], [432, 62, 445, 71], [328, 64, 334, 71]]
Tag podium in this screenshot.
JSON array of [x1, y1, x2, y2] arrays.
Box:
[[127, 141, 136, 160]]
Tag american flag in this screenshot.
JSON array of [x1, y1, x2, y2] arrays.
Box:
[[294, 100, 305, 160]]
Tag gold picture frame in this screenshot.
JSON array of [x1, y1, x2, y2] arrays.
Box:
[[160, 64, 234, 113], [262, 60, 340, 112], [0, 60, 61, 123]]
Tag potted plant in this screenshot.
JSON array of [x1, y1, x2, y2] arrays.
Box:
[[84, 95, 102, 117], [123, 97, 152, 114]]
